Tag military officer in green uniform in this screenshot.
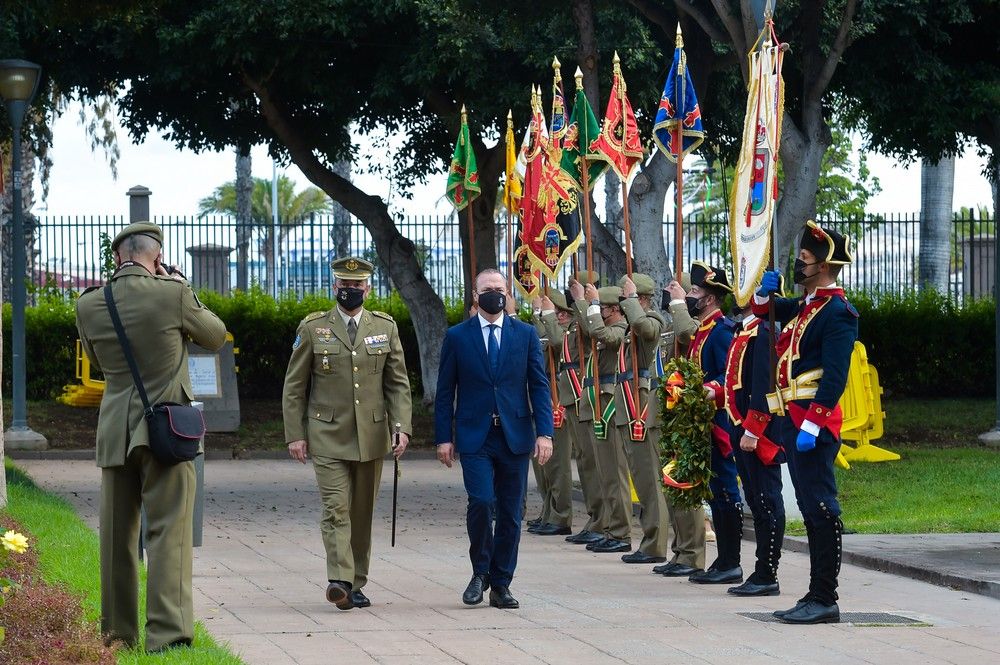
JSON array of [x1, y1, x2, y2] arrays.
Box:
[[527, 290, 575, 536], [76, 222, 227, 652], [615, 273, 671, 564], [570, 281, 633, 553], [282, 257, 412, 610]]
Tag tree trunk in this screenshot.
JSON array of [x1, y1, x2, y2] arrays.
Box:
[[1, 240, 5, 506], [330, 158, 352, 258], [235, 147, 252, 290], [458, 163, 502, 309], [243, 73, 447, 402], [629, 150, 675, 287], [774, 116, 829, 271], [919, 156, 955, 293]]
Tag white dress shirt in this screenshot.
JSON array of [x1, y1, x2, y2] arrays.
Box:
[[338, 306, 363, 332], [478, 312, 503, 351]]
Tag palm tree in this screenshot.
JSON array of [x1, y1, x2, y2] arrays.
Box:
[[199, 175, 330, 291], [919, 156, 955, 294]]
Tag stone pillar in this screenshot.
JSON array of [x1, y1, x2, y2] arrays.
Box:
[[186, 244, 233, 294], [961, 235, 996, 300], [126, 185, 152, 222]]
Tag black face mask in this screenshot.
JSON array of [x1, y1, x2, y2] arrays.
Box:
[[337, 287, 365, 311], [478, 290, 506, 315], [685, 295, 704, 317], [793, 258, 820, 285]]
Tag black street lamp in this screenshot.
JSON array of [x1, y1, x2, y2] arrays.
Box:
[[1, 58, 47, 450]]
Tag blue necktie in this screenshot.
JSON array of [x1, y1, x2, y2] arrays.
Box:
[[487, 324, 500, 376]]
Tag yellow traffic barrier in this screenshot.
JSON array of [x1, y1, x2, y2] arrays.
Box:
[[838, 341, 899, 465], [59, 333, 238, 407]]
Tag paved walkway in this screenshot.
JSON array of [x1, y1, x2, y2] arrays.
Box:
[[16, 458, 1000, 665]]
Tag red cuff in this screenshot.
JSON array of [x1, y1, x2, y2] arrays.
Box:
[[806, 401, 836, 429], [788, 401, 844, 438], [751, 299, 770, 317], [754, 433, 784, 465], [712, 424, 733, 457], [743, 409, 772, 439], [705, 380, 725, 408]]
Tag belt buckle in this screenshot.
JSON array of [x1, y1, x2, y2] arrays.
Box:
[[491, 414, 501, 427]]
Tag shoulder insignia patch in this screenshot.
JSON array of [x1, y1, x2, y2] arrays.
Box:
[[292, 334, 302, 350], [371, 310, 394, 321], [302, 311, 326, 324]]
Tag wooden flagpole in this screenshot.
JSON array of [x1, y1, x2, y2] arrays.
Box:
[[613, 52, 642, 409], [575, 67, 600, 419], [673, 26, 686, 357], [506, 110, 515, 294]]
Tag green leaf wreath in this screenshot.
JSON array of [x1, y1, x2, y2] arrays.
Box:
[[658, 356, 716, 509]]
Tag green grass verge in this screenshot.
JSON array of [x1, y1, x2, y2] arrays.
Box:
[[3, 460, 245, 664], [784, 444, 999, 535]]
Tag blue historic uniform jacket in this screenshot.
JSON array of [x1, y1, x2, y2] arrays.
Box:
[[746, 286, 858, 439], [688, 308, 736, 456], [723, 315, 784, 464]]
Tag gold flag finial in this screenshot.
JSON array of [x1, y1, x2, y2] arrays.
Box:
[[676, 23, 684, 48], [574, 66, 584, 88], [612, 50, 621, 75], [507, 108, 513, 123], [460, 104, 467, 120]]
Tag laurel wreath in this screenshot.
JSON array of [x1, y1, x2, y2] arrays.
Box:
[[658, 356, 716, 509]]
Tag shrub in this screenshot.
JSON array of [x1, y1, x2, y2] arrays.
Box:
[[0, 517, 116, 664], [848, 290, 996, 398], [9, 286, 993, 401]]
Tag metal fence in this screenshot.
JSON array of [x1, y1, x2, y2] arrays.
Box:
[[27, 210, 996, 304]]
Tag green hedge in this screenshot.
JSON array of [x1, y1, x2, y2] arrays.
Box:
[[850, 290, 996, 398], [4, 288, 995, 401]]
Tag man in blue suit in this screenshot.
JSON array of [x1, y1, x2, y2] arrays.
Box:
[[435, 268, 554, 609]]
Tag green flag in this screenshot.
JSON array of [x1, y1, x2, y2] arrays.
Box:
[[560, 86, 607, 192], [446, 107, 481, 211]]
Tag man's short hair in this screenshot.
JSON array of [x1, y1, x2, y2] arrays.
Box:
[[118, 233, 160, 260], [475, 268, 505, 290]]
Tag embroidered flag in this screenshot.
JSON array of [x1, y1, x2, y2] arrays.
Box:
[[590, 52, 644, 180], [446, 106, 481, 211], [652, 26, 705, 163]]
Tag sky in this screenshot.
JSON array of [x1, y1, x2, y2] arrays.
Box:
[[32, 100, 996, 219]]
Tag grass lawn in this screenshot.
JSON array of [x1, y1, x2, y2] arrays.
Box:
[[783, 398, 999, 534], [2, 460, 245, 664]]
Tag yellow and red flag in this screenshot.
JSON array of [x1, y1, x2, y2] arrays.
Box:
[[590, 52, 643, 180]]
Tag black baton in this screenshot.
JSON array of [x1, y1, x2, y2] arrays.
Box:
[[392, 423, 400, 547]]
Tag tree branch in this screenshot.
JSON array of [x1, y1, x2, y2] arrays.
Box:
[[709, 0, 748, 66], [808, 0, 858, 104]]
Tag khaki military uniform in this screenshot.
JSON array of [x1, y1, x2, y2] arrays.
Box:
[[282, 306, 412, 588], [578, 301, 632, 543], [532, 313, 573, 529], [616, 296, 670, 558], [661, 296, 706, 569], [76, 259, 227, 651]]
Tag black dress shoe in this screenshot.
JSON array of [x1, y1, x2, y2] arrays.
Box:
[[621, 550, 667, 564], [590, 538, 631, 553], [660, 563, 701, 577], [652, 561, 676, 574], [728, 579, 780, 597], [534, 523, 572, 536], [527, 517, 543, 528], [773, 599, 808, 618], [326, 581, 354, 610], [488, 586, 519, 609], [779, 600, 840, 624], [350, 589, 371, 608], [586, 537, 610, 551], [462, 574, 490, 605], [689, 565, 743, 584], [567, 530, 604, 544]]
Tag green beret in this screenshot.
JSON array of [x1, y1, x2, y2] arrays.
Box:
[[547, 290, 572, 312], [332, 256, 374, 280], [112, 222, 163, 251], [598, 286, 622, 305], [617, 273, 656, 295]]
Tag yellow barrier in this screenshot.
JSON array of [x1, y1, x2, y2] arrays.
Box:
[[837, 341, 899, 467], [59, 333, 237, 407]]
